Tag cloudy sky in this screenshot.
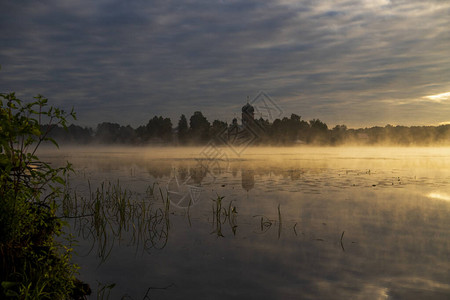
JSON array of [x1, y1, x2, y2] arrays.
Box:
[[1, 0, 449, 128]]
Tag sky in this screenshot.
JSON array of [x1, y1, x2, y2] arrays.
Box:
[[1, 0, 450, 129]]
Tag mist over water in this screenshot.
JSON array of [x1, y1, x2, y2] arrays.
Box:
[[40, 146, 450, 299]]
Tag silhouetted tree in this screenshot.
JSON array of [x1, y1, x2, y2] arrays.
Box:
[[309, 119, 328, 131], [96, 122, 121, 143], [289, 114, 309, 142], [331, 124, 347, 145], [409, 126, 436, 145], [308, 119, 328, 144], [117, 125, 137, 144], [43, 124, 93, 144], [41, 109, 450, 146], [96, 122, 137, 144], [148, 116, 172, 142], [135, 125, 147, 142], [254, 117, 270, 143], [210, 119, 227, 144], [137, 116, 173, 143], [177, 114, 188, 145], [268, 114, 309, 144], [189, 111, 210, 143]]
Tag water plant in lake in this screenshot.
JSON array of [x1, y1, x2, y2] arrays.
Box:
[[0, 93, 85, 298], [211, 195, 238, 237], [95, 281, 116, 300], [252, 204, 282, 239], [62, 180, 172, 262]]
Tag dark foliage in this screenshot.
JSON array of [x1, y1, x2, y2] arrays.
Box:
[[44, 110, 450, 146]]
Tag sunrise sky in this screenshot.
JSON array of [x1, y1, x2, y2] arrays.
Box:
[[1, 0, 449, 128]]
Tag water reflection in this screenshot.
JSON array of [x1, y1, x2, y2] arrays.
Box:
[[53, 153, 440, 195], [42, 147, 450, 299], [241, 169, 255, 192], [428, 192, 450, 202]]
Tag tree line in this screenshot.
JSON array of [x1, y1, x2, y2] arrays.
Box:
[[45, 111, 450, 146]]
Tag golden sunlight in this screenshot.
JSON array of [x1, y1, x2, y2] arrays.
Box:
[[427, 192, 450, 202], [423, 92, 450, 102]]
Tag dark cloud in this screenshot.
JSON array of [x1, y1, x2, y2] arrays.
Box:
[[1, 0, 449, 128]]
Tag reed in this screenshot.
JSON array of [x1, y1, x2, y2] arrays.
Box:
[[340, 231, 345, 251], [211, 195, 238, 237], [61, 180, 172, 262], [278, 204, 282, 239]]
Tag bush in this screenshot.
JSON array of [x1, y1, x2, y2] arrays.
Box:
[[0, 93, 86, 299]]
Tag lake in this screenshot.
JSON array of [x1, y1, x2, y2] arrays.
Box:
[[39, 146, 450, 299]]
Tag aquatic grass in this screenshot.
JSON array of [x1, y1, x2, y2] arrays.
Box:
[[253, 215, 273, 233], [96, 281, 115, 300], [227, 200, 238, 236], [278, 204, 282, 239], [61, 180, 172, 263], [145, 182, 158, 198], [211, 195, 238, 237], [186, 196, 193, 227], [140, 283, 175, 300], [252, 203, 283, 238]]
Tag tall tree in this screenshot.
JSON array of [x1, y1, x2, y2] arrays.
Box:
[[309, 119, 328, 131], [96, 122, 121, 143], [177, 114, 188, 144], [189, 111, 210, 143], [308, 119, 328, 144], [144, 116, 173, 142]]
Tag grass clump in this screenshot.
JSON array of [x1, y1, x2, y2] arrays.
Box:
[[63, 181, 171, 262], [0, 93, 87, 299]]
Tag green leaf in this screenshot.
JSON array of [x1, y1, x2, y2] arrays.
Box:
[[1, 281, 19, 289], [31, 127, 41, 136], [44, 137, 59, 148], [5, 289, 19, 297], [1, 281, 19, 297], [54, 176, 65, 185]]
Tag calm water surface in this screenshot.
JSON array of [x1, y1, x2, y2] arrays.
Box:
[[40, 147, 450, 299]]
